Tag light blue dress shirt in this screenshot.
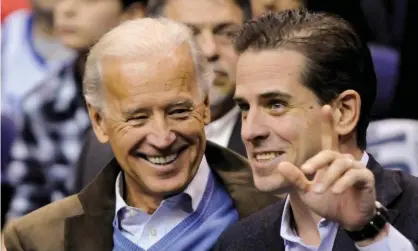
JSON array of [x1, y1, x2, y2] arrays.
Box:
[[280, 152, 415, 251], [114, 155, 210, 250]]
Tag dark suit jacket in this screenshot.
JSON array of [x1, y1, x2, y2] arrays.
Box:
[[215, 155, 418, 250], [4, 142, 277, 251], [73, 115, 246, 193]]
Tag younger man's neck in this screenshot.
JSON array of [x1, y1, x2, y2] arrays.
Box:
[[288, 191, 322, 246]]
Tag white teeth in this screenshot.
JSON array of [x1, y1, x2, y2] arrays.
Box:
[[255, 152, 281, 161], [146, 153, 178, 165]]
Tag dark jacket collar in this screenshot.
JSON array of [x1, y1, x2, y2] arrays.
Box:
[[64, 141, 277, 251]]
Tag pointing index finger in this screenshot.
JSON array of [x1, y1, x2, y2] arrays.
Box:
[[321, 105, 339, 151]]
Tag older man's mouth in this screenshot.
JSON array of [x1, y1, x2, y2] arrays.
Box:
[[135, 147, 188, 166], [146, 153, 178, 165]]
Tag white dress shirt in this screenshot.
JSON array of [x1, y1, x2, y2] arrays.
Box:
[[114, 155, 210, 250], [205, 106, 240, 148], [280, 152, 414, 251]]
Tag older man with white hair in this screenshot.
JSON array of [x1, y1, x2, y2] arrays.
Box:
[[3, 18, 276, 251]]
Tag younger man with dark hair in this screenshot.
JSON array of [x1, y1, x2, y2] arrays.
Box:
[[215, 9, 418, 251]]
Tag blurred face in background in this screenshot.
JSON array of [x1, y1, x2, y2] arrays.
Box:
[[163, 0, 244, 119], [251, 0, 302, 17], [55, 0, 145, 51], [31, 0, 60, 19]]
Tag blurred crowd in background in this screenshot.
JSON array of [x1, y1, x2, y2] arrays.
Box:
[[1, 0, 417, 230]]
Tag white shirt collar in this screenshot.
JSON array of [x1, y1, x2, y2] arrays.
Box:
[[205, 106, 240, 147], [205, 106, 240, 136], [115, 154, 210, 217], [280, 152, 370, 242]]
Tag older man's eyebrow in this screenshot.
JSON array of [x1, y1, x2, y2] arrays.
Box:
[[122, 107, 148, 118], [165, 99, 195, 110]]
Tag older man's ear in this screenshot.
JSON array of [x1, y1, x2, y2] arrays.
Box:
[[203, 95, 211, 125], [120, 2, 147, 23], [87, 103, 109, 144]]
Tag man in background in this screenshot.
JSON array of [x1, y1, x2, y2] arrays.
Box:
[[1, 0, 74, 127], [1, 0, 74, 229]]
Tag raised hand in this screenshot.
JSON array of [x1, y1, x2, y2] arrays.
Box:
[[277, 105, 376, 231]]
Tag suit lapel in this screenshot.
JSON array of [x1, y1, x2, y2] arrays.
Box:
[[273, 205, 286, 251], [268, 201, 287, 251], [64, 158, 120, 251], [332, 154, 402, 251], [227, 116, 247, 158], [65, 211, 114, 251], [332, 228, 359, 251]]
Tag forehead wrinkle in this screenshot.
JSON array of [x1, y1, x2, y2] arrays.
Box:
[[102, 42, 197, 98]]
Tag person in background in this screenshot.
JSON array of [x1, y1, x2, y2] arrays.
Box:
[[1, 0, 73, 230], [73, 0, 253, 192], [250, 0, 302, 17], [1, 0, 74, 127], [215, 10, 418, 250], [5, 0, 148, 220], [4, 17, 276, 251]]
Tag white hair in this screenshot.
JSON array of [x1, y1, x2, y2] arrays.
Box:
[[83, 18, 214, 110]]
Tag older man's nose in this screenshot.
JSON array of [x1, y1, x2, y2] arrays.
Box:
[[146, 119, 176, 149], [147, 132, 176, 149]]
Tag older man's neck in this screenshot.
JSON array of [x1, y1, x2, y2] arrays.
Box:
[[124, 179, 162, 215]]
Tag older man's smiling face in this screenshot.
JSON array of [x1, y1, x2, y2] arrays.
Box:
[[89, 43, 210, 199]]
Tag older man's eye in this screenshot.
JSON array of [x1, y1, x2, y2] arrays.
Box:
[[169, 109, 191, 118], [128, 115, 148, 122]]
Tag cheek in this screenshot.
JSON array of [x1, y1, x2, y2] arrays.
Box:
[[219, 46, 238, 72], [83, 11, 121, 41], [108, 125, 142, 156], [270, 114, 306, 143], [172, 119, 205, 143]]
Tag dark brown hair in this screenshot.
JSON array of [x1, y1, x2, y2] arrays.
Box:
[[234, 9, 377, 149]]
